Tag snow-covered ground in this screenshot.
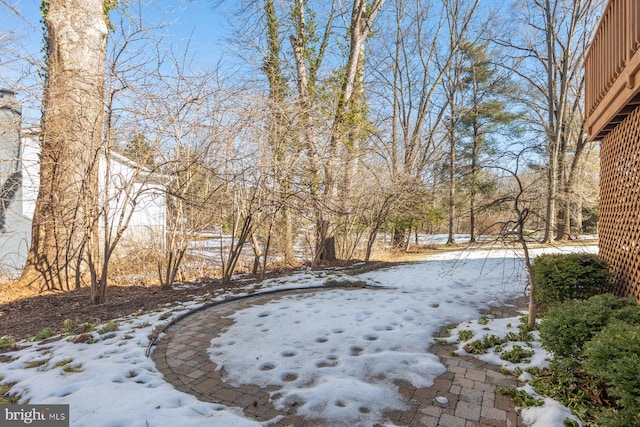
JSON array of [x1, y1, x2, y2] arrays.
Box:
[[0, 244, 597, 426], [185, 231, 598, 271], [442, 317, 581, 426]]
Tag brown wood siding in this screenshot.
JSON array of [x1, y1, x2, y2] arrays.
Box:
[[585, 0, 640, 141]]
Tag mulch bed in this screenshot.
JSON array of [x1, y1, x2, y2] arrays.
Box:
[[0, 279, 228, 343], [0, 260, 406, 344]]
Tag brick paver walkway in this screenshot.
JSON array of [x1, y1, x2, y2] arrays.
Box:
[[151, 288, 526, 426]]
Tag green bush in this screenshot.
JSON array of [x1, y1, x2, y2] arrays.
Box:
[[530, 358, 602, 423], [539, 294, 638, 359], [582, 321, 640, 426], [0, 336, 16, 349], [533, 253, 611, 306], [594, 408, 640, 427], [458, 329, 473, 341], [28, 328, 53, 342], [535, 294, 640, 425]]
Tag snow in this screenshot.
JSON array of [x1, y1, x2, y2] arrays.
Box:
[[0, 305, 260, 427], [441, 317, 580, 425], [434, 396, 449, 405], [0, 243, 597, 426], [519, 385, 583, 427], [521, 399, 581, 426], [443, 316, 552, 371]]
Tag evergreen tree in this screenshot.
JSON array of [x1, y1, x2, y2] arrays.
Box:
[[122, 132, 156, 168], [458, 42, 520, 242]]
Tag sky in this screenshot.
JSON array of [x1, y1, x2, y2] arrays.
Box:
[[2, 0, 231, 121], [1, 0, 514, 124], [0, 242, 596, 426], [3, 0, 229, 59]]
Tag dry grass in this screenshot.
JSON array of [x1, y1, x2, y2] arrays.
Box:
[[368, 244, 467, 263], [0, 244, 462, 305], [0, 280, 53, 305], [0, 239, 592, 307], [0, 379, 18, 404]]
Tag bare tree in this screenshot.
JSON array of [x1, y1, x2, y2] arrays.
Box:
[[20, 0, 111, 292], [504, 168, 539, 328], [486, 144, 548, 328], [79, 4, 230, 299], [85, 5, 167, 303], [555, 71, 594, 239], [444, 57, 461, 245], [289, 0, 385, 267], [145, 73, 241, 290], [368, 0, 479, 248], [0, 1, 42, 96], [262, 0, 298, 264], [160, 153, 224, 290], [500, 0, 602, 242]]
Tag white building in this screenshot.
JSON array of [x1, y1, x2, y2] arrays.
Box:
[[0, 90, 167, 281]]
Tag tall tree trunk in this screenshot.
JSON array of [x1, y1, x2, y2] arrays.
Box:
[[338, 42, 366, 258], [543, 138, 558, 243], [447, 107, 456, 245], [251, 232, 262, 275], [324, 0, 384, 261], [555, 164, 571, 241], [541, 0, 557, 243], [575, 198, 583, 233], [557, 94, 589, 240], [290, 0, 326, 268], [291, 0, 384, 267], [469, 117, 479, 244], [540, 0, 586, 243], [263, 0, 295, 265], [20, 0, 108, 293], [290, 31, 325, 267], [469, 185, 477, 243], [555, 132, 569, 240], [283, 204, 295, 264]]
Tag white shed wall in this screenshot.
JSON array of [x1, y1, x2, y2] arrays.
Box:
[[0, 137, 167, 281]]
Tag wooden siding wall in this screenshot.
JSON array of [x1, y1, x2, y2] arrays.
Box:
[[599, 104, 640, 301], [585, 0, 640, 140]]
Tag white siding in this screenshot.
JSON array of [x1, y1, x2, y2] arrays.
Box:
[[0, 136, 167, 281]]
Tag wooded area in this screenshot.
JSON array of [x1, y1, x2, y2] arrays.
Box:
[[0, 0, 603, 303]]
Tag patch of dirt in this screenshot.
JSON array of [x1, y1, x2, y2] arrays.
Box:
[[0, 279, 226, 343], [0, 259, 411, 343]]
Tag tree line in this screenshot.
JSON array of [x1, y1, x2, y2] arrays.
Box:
[[1, 0, 602, 303]]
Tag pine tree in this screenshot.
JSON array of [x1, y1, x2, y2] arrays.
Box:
[[458, 41, 520, 242]]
